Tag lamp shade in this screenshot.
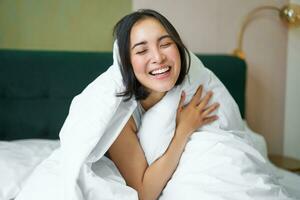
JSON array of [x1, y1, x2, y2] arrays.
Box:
[[280, 4, 300, 27]]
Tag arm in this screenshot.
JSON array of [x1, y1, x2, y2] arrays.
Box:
[[108, 85, 219, 200], [108, 117, 189, 200]]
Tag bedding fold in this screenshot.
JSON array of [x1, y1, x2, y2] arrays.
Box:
[[16, 41, 296, 200]]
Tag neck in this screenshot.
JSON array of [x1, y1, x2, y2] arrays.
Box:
[[140, 91, 166, 111]]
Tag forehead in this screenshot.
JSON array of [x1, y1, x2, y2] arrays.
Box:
[[130, 17, 168, 43]]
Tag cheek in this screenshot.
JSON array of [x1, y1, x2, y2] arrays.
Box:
[[169, 48, 181, 70], [131, 57, 146, 76]]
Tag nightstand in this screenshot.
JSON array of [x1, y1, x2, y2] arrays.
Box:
[[269, 154, 300, 173]]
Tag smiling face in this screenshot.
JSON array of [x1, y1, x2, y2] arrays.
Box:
[[130, 17, 181, 95]]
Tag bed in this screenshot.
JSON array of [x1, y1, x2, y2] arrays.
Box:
[[0, 49, 299, 200]]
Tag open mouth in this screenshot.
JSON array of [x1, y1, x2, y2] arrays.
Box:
[[149, 66, 171, 76]]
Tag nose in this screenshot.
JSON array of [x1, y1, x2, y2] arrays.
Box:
[[151, 48, 165, 64]]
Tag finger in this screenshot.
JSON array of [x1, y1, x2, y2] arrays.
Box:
[[177, 91, 186, 112], [197, 91, 213, 109], [202, 103, 219, 116], [191, 85, 203, 106], [202, 115, 218, 125]]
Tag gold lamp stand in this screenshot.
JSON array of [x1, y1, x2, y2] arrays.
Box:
[[233, 4, 300, 59]]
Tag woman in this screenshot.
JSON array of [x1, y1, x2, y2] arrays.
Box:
[[17, 9, 294, 200], [108, 9, 219, 200]]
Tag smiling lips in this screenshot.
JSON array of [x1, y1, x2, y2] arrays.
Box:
[[149, 66, 171, 76]]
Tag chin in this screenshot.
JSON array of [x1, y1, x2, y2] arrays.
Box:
[[154, 83, 176, 92]]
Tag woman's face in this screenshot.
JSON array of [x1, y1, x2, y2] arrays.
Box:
[[130, 17, 181, 94]]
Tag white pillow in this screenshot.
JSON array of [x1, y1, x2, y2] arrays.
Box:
[[0, 139, 59, 200]]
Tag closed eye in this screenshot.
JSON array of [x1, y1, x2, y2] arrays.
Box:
[[160, 42, 172, 48], [136, 49, 148, 55]]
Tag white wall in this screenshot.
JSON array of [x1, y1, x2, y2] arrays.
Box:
[[284, 0, 300, 160], [133, 0, 289, 154]]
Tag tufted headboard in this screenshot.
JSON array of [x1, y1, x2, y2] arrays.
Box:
[[0, 50, 246, 140]]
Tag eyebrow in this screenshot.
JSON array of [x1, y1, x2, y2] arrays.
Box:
[[131, 35, 171, 50]]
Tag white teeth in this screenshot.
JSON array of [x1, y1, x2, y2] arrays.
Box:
[[150, 66, 170, 75]]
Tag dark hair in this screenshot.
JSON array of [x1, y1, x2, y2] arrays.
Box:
[[113, 9, 190, 101]]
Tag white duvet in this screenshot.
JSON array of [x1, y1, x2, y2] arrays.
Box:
[[15, 41, 298, 200]]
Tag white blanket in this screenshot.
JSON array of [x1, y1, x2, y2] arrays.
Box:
[[16, 42, 296, 200]]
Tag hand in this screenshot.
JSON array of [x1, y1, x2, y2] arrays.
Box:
[[176, 85, 219, 137]]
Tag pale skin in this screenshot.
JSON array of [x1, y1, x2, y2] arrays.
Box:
[[108, 18, 219, 200]]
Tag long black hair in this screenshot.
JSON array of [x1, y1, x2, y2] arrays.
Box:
[[113, 9, 191, 101]]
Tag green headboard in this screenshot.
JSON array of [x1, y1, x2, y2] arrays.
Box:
[[0, 50, 246, 140]]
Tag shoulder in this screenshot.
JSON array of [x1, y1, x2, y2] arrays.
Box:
[[108, 115, 138, 155], [125, 115, 137, 134]]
